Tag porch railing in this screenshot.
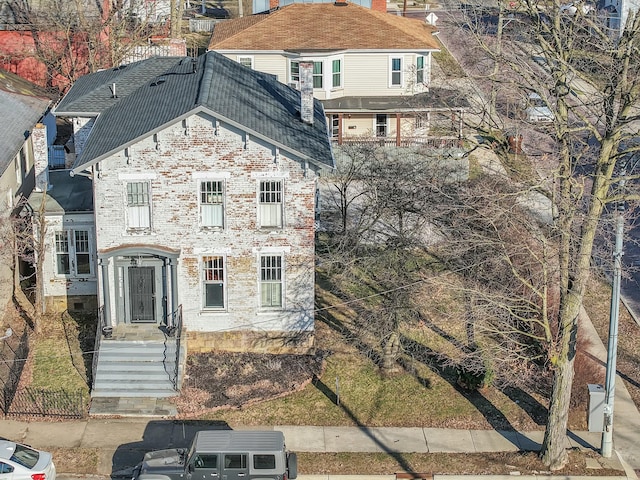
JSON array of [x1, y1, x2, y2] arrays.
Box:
[[332, 136, 462, 149], [163, 305, 183, 391]]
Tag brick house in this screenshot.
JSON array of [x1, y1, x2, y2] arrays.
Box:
[[31, 51, 333, 408]]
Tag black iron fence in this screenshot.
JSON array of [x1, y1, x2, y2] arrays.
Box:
[[6, 387, 87, 418]]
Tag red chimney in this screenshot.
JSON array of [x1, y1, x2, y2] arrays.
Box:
[[370, 0, 387, 11]]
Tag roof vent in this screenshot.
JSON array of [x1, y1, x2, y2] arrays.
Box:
[[109, 83, 117, 98], [151, 77, 167, 87]]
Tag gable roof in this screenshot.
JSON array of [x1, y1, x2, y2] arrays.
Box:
[[54, 52, 334, 173], [0, 69, 55, 176], [208, 3, 440, 51]]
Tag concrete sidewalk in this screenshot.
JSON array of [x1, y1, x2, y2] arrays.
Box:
[[0, 417, 630, 479]]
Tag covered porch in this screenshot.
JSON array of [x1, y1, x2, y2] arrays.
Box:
[[323, 89, 469, 148]]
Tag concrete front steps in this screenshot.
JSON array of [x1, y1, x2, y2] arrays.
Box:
[[90, 339, 181, 416]]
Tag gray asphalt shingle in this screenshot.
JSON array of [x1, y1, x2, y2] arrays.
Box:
[[54, 52, 334, 172], [0, 70, 55, 176]]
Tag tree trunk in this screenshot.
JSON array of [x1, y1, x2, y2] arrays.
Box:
[[540, 319, 577, 469], [382, 330, 401, 375]]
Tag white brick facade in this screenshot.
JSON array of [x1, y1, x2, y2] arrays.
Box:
[[93, 112, 318, 352]]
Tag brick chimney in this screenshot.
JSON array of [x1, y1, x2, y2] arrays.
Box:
[[269, 0, 278, 9], [32, 123, 50, 192], [371, 0, 387, 12], [299, 61, 314, 125]]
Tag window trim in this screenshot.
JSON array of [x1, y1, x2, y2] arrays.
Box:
[[237, 55, 254, 69], [376, 114, 388, 137], [259, 254, 284, 309], [202, 255, 226, 310], [289, 60, 300, 84], [54, 229, 94, 278], [199, 179, 225, 229], [126, 181, 152, 232], [258, 179, 284, 229], [389, 56, 403, 87], [291, 60, 324, 89], [331, 58, 342, 89], [416, 55, 425, 85]]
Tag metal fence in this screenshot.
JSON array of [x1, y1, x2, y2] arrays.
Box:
[[6, 388, 87, 419]]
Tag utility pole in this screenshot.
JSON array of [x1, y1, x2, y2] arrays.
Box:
[[601, 162, 625, 458]]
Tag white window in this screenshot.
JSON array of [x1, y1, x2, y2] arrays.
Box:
[[290, 61, 300, 84], [238, 56, 253, 69], [55, 231, 70, 275], [126, 182, 151, 230], [390, 57, 403, 87], [200, 180, 224, 228], [203, 256, 225, 309], [312, 61, 323, 88], [259, 180, 283, 228], [332, 59, 341, 88], [416, 55, 425, 84], [74, 230, 92, 275], [330, 115, 340, 138], [260, 255, 282, 308], [55, 229, 93, 277]]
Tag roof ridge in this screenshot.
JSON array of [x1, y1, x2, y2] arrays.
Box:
[[196, 53, 213, 106]]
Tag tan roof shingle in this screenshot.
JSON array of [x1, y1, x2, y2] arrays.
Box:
[[208, 2, 440, 51]]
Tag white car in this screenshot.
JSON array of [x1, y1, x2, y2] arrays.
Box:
[[0, 440, 56, 480]]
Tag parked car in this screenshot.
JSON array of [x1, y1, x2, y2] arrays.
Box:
[[0, 440, 56, 480], [525, 93, 555, 123], [132, 430, 297, 480]]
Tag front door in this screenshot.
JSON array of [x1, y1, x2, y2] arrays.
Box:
[[129, 266, 155, 323], [376, 114, 387, 137]]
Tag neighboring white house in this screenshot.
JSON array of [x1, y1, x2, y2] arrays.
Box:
[[0, 68, 56, 308], [209, 2, 469, 147]]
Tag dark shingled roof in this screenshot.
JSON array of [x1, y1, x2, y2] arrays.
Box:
[[0, 69, 56, 176], [27, 170, 94, 214], [321, 90, 471, 112], [54, 52, 334, 172]]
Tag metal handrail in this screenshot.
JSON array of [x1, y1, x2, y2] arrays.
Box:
[[91, 306, 104, 390], [163, 305, 183, 391]]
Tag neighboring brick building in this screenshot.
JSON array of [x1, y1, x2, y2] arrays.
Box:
[[32, 51, 333, 405]]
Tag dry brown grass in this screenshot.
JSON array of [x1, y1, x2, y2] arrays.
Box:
[[298, 449, 622, 476]]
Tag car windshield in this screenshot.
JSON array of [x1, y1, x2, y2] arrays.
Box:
[[10, 444, 40, 469]]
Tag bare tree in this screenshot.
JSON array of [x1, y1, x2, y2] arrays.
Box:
[[11, 194, 47, 334], [319, 145, 466, 374], [444, 0, 640, 468], [4, 0, 172, 90]]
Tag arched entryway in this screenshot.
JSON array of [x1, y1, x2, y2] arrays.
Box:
[[98, 245, 180, 329]]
